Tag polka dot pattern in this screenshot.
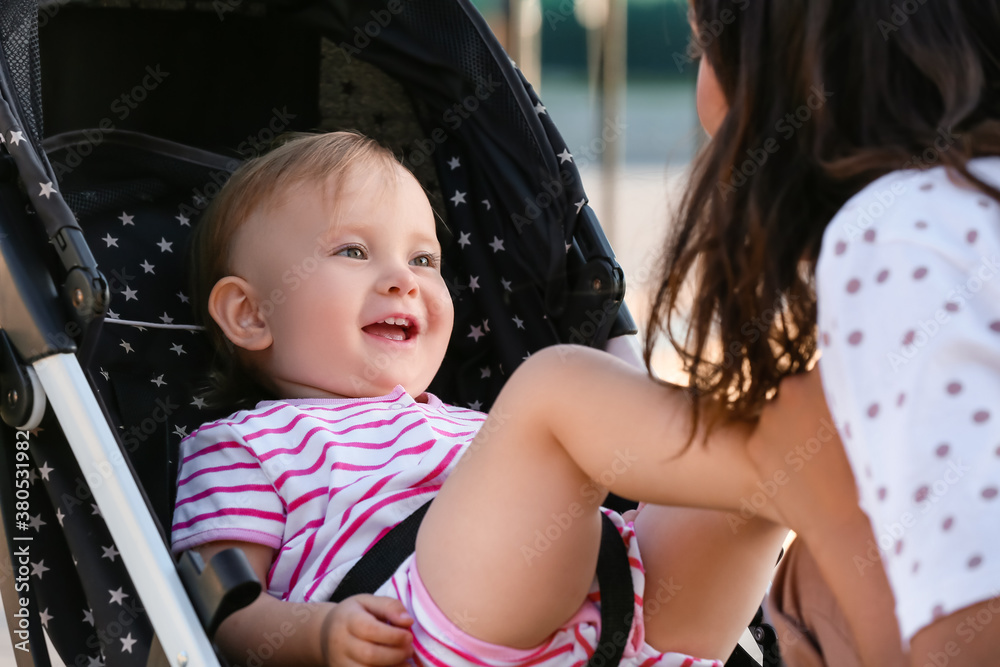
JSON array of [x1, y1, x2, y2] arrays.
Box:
[[816, 163, 1000, 639]]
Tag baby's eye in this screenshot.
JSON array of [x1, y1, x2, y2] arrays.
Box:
[[336, 246, 367, 260], [410, 254, 439, 268]]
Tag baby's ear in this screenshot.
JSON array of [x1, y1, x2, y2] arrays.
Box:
[[208, 276, 272, 351]]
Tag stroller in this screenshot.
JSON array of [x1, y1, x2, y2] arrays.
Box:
[[0, 0, 776, 665]]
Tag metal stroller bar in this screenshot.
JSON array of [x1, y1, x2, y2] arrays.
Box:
[[32, 354, 220, 667]]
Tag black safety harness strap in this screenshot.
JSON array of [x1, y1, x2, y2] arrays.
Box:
[[330, 502, 632, 667]]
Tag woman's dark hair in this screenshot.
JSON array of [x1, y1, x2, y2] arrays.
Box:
[[646, 0, 1000, 437]]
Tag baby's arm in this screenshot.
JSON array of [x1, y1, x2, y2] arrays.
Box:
[[747, 370, 906, 667], [196, 541, 413, 667]]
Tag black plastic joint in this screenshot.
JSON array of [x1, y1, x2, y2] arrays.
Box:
[[177, 548, 261, 638]]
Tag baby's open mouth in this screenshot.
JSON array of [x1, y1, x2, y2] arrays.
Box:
[[363, 316, 414, 341]]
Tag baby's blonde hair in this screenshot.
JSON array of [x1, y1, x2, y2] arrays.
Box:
[[190, 131, 402, 410]]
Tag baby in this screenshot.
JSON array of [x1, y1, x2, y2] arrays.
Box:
[[172, 131, 786, 666]]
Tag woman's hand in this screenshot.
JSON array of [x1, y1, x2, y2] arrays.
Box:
[[322, 595, 415, 667]]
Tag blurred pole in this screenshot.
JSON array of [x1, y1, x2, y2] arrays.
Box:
[[599, 0, 626, 241], [507, 0, 543, 91]]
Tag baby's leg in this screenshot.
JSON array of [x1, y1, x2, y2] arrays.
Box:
[[415, 345, 764, 651], [634, 505, 786, 660]]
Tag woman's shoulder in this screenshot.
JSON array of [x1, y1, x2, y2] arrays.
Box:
[[820, 158, 1000, 270]]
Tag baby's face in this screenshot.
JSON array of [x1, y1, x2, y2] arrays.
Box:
[[228, 166, 454, 399]]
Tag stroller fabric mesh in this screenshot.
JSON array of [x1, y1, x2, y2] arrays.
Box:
[[0, 0, 43, 146]]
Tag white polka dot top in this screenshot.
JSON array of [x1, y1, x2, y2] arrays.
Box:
[[816, 157, 1000, 641]]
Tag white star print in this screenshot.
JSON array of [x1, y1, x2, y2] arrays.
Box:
[[56, 508, 65, 526], [450, 190, 467, 206], [482, 199, 492, 210], [38, 462, 53, 480], [173, 425, 189, 438], [9, 130, 23, 145], [177, 291, 189, 304], [457, 231, 471, 247], [91, 503, 102, 517], [119, 212, 134, 226], [122, 286, 138, 301], [535, 102, 547, 114], [83, 608, 94, 626], [193, 194, 207, 206], [159, 312, 174, 324], [102, 545, 120, 562], [29, 514, 46, 532], [191, 396, 207, 409], [39, 608, 52, 628], [558, 148, 573, 163], [107, 309, 120, 319], [469, 400, 482, 411], [501, 278, 512, 292], [565, 242, 573, 254], [109, 587, 129, 605], [468, 325, 484, 342], [480, 367, 491, 379], [121, 633, 137, 654], [102, 233, 119, 248], [575, 199, 586, 214], [171, 343, 187, 356], [157, 237, 173, 253], [140, 260, 155, 274], [86, 655, 103, 667], [513, 315, 525, 329], [469, 276, 481, 292], [151, 375, 166, 387], [489, 236, 505, 253], [39, 181, 56, 198], [175, 213, 190, 226], [30, 560, 49, 578], [27, 469, 37, 484], [482, 319, 490, 333], [447, 157, 461, 170]]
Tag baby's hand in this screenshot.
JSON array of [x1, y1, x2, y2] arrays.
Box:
[[323, 595, 414, 667]]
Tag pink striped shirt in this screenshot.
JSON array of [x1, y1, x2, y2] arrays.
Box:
[[171, 386, 486, 602]]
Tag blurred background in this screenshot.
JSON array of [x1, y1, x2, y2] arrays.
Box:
[[473, 0, 702, 378]]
